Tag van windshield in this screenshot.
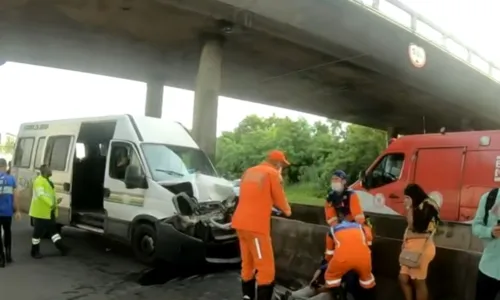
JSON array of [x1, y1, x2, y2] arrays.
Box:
[[141, 143, 217, 181]]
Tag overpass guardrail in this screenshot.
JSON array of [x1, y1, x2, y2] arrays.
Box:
[[351, 0, 500, 83]]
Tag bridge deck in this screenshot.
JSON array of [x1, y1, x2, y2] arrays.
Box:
[[1, 0, 498, 132]]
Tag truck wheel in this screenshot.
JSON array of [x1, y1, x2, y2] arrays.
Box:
[[131, 223, 157, 265]]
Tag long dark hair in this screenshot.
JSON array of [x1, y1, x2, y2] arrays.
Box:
[[404, 183, 440, 233]]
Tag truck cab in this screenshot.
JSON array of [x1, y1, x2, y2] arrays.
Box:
[[351, 130, 500, 222]]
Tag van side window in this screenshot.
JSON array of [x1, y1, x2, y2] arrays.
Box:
[[44, 136, 72, 171], [13, 138, 35, 168], [369, 153, 405, 189], [109, 142, 144, 181], [34, 137, 46, 169]]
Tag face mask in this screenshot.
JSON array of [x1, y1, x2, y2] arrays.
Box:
[[331, 182, 343, 192]]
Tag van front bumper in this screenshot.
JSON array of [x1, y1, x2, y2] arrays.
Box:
[[155, 221, 240, 265]]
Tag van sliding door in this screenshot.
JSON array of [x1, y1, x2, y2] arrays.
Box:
[[411, 147, 465, 222]]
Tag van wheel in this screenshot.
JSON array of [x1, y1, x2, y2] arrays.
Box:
[[132, 223, 157, 265]]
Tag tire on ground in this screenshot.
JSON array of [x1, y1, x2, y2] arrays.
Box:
[[131, 223, 158, 265]]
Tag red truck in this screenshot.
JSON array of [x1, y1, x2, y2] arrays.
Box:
[[351, 130, 500, 222]]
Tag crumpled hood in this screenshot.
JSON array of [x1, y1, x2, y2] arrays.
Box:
[[194, 173, 234, 202], [158, 173, 234, 202]]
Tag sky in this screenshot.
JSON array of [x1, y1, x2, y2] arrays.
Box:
[[1, 0, 498, 137]]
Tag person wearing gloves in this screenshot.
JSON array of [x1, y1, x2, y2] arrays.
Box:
[[232, 150, 292, 300]]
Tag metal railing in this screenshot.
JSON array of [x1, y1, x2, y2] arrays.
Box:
[[352, 0, 500, 82]]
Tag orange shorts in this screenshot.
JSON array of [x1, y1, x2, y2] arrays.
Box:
[[400, 239, 435, 280]]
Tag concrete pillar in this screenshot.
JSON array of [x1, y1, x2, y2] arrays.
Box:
[[192, 34, 224, 161], [145, 79, 164, 118]]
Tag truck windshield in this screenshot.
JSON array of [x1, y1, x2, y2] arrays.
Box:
[[141, 143, 217, 181]]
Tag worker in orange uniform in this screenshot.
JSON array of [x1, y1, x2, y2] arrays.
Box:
[[320, 220, 376, 299], [323, 170, 372, 299], [232, 150, 292, 300], [325, 170, 365, 226]]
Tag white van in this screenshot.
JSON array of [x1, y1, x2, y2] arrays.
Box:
[[10, 114, 239, 265]]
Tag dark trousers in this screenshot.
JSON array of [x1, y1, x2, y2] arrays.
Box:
[[0, 216, 12, 253], [475, 269, 500, 300], [32, 216, 59, 243]]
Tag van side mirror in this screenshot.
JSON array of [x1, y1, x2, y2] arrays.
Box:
[[359, 170, 369, 189], [124, 165, 148, 189]]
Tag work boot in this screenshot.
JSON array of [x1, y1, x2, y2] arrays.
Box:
[[242, 279, 256, 300], [31, 244, 43, 259], [54, 240, 69, 256], [256, 283, 274, 300], [5, 247, 13, 263]]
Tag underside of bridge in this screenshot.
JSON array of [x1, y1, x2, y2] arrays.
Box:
[[1, 0, 497, 146]]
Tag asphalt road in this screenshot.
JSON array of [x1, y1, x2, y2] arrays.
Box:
[[0, 217, 242, 300]]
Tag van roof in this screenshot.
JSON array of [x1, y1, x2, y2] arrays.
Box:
[[18, 114, 198, 148], [389, 130, 500, 150]]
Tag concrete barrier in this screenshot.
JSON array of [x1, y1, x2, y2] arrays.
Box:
[[271, 204, 492, 300]]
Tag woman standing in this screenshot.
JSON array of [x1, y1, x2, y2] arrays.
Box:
[[399, 184, 440, 300]]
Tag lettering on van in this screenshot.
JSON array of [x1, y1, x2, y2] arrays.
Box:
[[495, 156, 500, 182], [23, 124, 49, 131]]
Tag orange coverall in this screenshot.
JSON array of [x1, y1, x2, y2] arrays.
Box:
[[324, 190, 367, 262], [231, 162, 291, 285], [324, 221, 375, 289], [324, 190, 365, 226]]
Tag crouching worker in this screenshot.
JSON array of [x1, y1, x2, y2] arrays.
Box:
[[284, 221, 375, 300], [323, 220, 376, 299], [29, 164, 69, 258]]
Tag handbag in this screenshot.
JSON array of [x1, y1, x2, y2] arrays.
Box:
[[398, 228, 434, 268]]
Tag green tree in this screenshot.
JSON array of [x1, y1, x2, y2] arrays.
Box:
[[0, 137, 15, 155], [215, 115, 387, 204]]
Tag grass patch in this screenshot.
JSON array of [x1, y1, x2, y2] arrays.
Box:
[[285, 183, 324, 206]]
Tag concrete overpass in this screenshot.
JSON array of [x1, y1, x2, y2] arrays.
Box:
[[1, 0, 500, 157]]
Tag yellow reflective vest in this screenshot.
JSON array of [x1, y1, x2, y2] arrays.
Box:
[[29, 175, 58, 220]]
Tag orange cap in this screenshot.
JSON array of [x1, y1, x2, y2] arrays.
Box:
[[267, 150, 290, 166]]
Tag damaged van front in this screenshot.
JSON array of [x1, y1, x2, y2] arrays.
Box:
[[140, 143, 240, 265]]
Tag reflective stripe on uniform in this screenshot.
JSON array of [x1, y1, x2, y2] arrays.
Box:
[[51, 234, 62, 243], [0, 186, 13, 194], [325, 249, 334, 255], [354, 214, 365, 221], [359, 274, 375, 287], [325, 278, 342, 286], [32, 238, 41, 245], [254, 238, 263, 259], [327, 217, 338, 225]]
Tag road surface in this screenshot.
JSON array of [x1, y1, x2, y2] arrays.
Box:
[[0, 217, 241, 300]]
